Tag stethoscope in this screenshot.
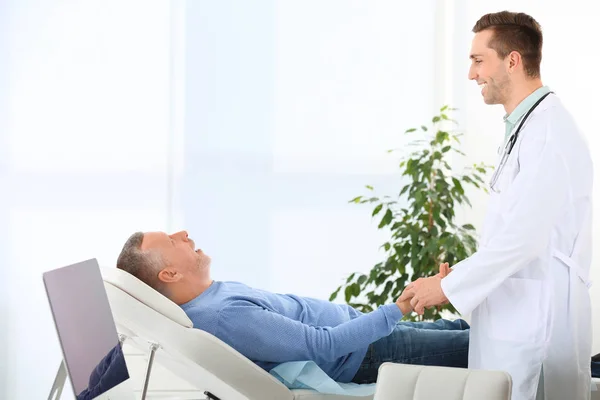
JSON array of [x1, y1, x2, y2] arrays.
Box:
[[489, 91, 553, 193]]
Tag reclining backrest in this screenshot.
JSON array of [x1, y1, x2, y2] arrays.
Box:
[[101, 267, 294, 400], [101, 266, 193, 327]]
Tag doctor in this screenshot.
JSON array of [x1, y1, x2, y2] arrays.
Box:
[[400, 11, 594, 400]]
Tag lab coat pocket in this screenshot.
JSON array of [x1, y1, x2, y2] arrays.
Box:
[[486, 277, 543, 343]]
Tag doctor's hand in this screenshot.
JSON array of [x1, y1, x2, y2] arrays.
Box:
[[438, 262, 452, 278], [434, 262, 452, 279], [399, 276, 449, 316], [398, 262, 451, 302], [435, 262, 451, 305]]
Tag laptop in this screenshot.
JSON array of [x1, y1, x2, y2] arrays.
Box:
[[43, 258, 136, 400]]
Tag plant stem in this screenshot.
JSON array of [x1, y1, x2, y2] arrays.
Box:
[[428, 169, 435, 232], [429, 167, 439, 268]]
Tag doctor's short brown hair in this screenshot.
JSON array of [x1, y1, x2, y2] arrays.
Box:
[[473, 11, 543, 79]]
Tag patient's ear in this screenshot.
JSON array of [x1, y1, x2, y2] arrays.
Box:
[[157, 268, 182, 283]]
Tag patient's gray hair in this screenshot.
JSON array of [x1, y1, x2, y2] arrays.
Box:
[[116, 232, 165, 293]]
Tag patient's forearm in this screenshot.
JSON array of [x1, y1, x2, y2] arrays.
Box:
[[215, 301, 403, 364]]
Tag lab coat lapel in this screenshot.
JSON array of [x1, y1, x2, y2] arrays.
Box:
[[480, 122, 521, 246]]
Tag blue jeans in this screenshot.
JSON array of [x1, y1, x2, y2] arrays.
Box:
[[592, 361, 600, 378], [351, 318, 470, 384]]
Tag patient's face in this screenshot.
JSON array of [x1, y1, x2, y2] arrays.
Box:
[[141, 231, 211, 282], [468, 29, 511, 106]]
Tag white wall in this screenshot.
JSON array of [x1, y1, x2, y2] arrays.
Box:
[[2, 1, 173, 398], [449, 1, 600, 353], [180, 0, 437, 299], [3, 2, 438, 398], [0, 3, 10, 396]]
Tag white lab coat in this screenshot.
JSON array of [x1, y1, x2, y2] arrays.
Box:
[[441, 94, 594, 400]]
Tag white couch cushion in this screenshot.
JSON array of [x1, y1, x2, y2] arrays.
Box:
[[291, 390, 372, 400], [373, 363, 511, 400]]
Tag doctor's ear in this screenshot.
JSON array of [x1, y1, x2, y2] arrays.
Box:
[[507, 51, 522, 73]]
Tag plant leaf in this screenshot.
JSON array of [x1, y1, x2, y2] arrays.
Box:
[[378, 209, 393, 228], [329, 286, 341, 301], [372, 204, 383, 216], [357, 274, 367, 285], [344, 285, 353, 302], [399, 184, 410, 196]]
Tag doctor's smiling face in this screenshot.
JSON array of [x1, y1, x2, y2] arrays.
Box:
[[468, 29, 512, 106], [467, 12, 544, 114]]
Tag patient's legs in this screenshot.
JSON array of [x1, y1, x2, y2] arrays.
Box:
[[393, 318, 470, 331], [350, 319, 469, 384]]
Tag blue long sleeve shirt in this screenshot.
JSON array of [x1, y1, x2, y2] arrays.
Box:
[[180, 281, 404, 382]]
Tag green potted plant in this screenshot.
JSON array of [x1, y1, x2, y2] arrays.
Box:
[[329, 106, 493, 321]]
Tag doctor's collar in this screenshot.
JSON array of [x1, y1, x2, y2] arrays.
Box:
[[503, 85, 552, 125]]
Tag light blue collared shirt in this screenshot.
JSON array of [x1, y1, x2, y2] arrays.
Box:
[[503, 85, 551, 142]]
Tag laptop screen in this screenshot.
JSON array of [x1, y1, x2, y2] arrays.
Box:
[[43, 258, 135, 400]]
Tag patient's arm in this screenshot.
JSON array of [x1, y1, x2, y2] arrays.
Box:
[[213, 300, 402, 365]]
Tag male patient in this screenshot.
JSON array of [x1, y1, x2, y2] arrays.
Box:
[[116, 230, 469, 384]]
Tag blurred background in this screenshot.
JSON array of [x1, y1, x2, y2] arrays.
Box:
[[1, 0, 598, 398]]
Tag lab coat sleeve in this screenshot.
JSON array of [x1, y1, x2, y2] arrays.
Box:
[[441, 111, 570, 315]]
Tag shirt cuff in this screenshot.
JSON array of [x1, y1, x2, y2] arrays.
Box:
[[380, 303, 404, 325]]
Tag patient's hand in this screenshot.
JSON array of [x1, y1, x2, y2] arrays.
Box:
[[398, 263, 451, 304], [395, 290, 414, 316], [396, 263, 452, 314]]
